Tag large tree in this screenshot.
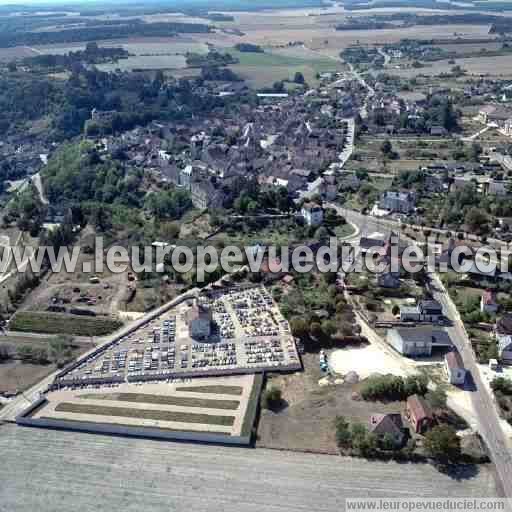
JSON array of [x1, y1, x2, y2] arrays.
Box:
[[424, 425, 461, 464]]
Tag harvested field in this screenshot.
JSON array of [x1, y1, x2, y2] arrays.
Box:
[[0, 46, 37, 62], [33, 38, 208, 56], [10, 311, 122, 336], [394, 55, 512, 78], [0, 425, 498, 512], [78, 392, 241, 410], [54, 402, 236, 426], [96, 55, 187, 71]]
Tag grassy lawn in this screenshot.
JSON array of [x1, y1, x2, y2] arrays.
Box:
[[176, 385, 243, 396], [55, 402, 236, 426], [79, 393, 240, 410], [10, 311, 122, 336], [334, 223, 356, 239]]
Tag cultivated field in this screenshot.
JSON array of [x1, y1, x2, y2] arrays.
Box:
[[394, 55, 512, 78], [0, 424, 497, 512], [9, 311, 122, 336], [228, 46, 342, 86], [0, 46, 37, 62], [30, 37, 208, 72]]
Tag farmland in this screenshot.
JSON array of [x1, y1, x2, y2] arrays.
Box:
[[0, 424, 498, 512], [227, 46, 342, 86], [393, 54, 512, 78], [30, 37, 209, 72], [10, 311, 123, 336]]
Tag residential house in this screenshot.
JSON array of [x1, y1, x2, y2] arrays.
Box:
[[495, 314, 512, 363], [444, 351, 466, 385], [478, 104, 512, 127], [301, 202, 324, 226], [359, 233, 387, 256], [418, 300, 443, 322], [496, 313, 512, 336], [399, 305, 421, 322], [379, 191, 416, 214], [406, 394, 434, 434], [497, 335, 512, 364], [481, 289, 498, 314], [369, 413, 405, 446], [486, 180, 508, 196], [387, 326, 452, 357], [399, 300, 443, 324]]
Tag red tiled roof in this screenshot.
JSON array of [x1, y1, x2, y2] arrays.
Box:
[[407, 394, 433, 422], [446, 351, 464, 370], [482, 289, 497, 306]]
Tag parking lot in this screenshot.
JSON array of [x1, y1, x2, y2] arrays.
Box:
[[58, 286, 300, 387]]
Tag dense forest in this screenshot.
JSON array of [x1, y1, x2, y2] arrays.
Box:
[[22, 43, 130, 69], [0, 20, 211, 48], [0, 65, 234, 139]]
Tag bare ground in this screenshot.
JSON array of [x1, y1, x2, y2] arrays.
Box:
[[256, 354, 403, 454]]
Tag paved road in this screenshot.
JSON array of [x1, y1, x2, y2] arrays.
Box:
[[330, 206, 512, 497], [0, 425, 498, 512], [431, 275, 512, 498], [347, 63, 375, 119]]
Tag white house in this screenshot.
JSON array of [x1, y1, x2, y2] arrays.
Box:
[[399, 300, 443, 323], [378, 191, 416, 214], [497, 334, 512, 364], [445, 351, 466, 385], [399, 305, 421, 322], [387, 326, 452, 357], [301, 202, 323, 226], [418, 300, 443, 322]]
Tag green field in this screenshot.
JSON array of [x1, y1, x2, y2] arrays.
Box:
[[79, 392, 240, 410], [176, 385, 244, 395], [10, 311, 122, 336], [226, 47, 341, 87], [97, 54, 187, 71], [55, 402, 235, 426]]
